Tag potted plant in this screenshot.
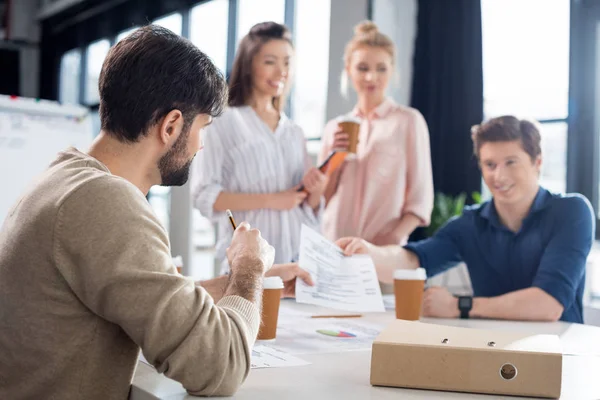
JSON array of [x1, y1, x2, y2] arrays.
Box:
[[424, 192, 482, 237]]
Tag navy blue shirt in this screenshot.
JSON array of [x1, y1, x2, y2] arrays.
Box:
[[404, 188, 594, 323]]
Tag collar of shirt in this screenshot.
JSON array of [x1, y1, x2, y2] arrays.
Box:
[[351, 97, 397, 120], [241, 105, 289, 134], [479, 186, 553, 231]]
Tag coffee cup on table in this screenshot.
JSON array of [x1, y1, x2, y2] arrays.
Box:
[[257, 276, 284, 340], [393, 268, 427, 320]]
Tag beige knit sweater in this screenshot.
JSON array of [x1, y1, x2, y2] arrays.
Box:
[[0, 148, 259, 399]]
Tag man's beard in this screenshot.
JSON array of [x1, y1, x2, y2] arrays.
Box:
[[158, 156, 194, 186], [158, 131, 194, 187]]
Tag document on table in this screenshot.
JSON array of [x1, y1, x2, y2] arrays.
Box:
[[251, 345, 311, 369], [295, 225, 385, 313], [382, 294, 396, 310], [268, 307, 385, 355]]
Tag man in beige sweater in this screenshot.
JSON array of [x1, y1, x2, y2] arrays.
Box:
[[0, 25, 311, 399]]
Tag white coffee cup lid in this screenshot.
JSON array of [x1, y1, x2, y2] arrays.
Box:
[[394, 268, 427, 280], [337, 114, 361, 124], [263, 276, 284, 289]]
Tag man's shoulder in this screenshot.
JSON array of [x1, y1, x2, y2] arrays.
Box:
[[60, 173, 149, 216], [547, 192, 593, 219], [462, 201, 486, 215], [452, 202, 486, 225], [434, 202, 488, 237], [54, 173, 165, 246]]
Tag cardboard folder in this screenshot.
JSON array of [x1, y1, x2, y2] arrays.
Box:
[[370, 320, 562, 398]]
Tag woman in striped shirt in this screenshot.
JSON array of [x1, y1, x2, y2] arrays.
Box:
[[191, 22, 327, 272]]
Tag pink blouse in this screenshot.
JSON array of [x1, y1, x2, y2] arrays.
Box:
[[319, 98, 434, 245]]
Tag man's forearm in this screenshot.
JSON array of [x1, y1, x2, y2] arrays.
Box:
[[222, 257, 264, 307], [370, 245, 420, 284], [470, 288, 564, 321], [197, 275, 229, 302]]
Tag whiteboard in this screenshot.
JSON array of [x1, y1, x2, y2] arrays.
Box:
[[0, 95, 94, 224]]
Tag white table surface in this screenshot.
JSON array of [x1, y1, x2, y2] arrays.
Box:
[[130, 300, 600, 400]]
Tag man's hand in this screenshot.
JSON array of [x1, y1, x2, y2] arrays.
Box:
[[422, 286, 459, 318], [227, 222, 275, 276], [265, 263, 314, 298], [302, 167, 328, 196], [336, 237, 373, 256]]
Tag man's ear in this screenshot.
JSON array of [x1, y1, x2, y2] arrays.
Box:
[[535, 154, 542, 173], [158, 110, 184, 146]]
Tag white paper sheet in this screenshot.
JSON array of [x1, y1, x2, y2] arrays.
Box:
[[382, 294, 396, 310], [295, 225, 385, 313], [267, 313, 385, 355], [251, 345, 311, 369]]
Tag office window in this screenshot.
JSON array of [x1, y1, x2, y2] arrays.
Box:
[[116, 26, 139, 42], [292, 0, 331, 139], [59, 49, 81, 104], [236, 0, 285, 43], [538, 122, 568, 194], [482, 0, 570, 194], [90, 110, 100, 136], [190, 0, 229, 73], [153, 13, 182, 35], [84, 39, 110, 105]]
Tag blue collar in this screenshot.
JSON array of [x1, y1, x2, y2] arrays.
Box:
[[480, 187, 552, 230]]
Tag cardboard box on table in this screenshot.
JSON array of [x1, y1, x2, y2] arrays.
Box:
[[370, 320, 562, 398]]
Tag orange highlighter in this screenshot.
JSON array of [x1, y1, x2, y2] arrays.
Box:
[[297, 150, 348, 192]]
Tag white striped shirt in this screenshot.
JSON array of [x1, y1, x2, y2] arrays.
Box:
[[191, 106, 322, 272]]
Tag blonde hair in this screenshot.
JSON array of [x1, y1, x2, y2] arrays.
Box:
[[341, 21, 396, 96]]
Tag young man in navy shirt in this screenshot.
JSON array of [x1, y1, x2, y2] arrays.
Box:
[[338, 116, 594, 323]]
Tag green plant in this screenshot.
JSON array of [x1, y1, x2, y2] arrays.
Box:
[[424, 191, 482, 237]]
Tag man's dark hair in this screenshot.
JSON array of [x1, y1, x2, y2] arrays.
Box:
[[99, 25, 227, 142], [471, 115, 542, 162]]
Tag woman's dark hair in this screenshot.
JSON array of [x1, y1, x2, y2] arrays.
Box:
[[228, 22, 292, 111], [99, 25, 227, 142]]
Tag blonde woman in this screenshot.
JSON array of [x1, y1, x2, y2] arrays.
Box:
[[192, 22, 327, 272], [319, 21, 434, 246]]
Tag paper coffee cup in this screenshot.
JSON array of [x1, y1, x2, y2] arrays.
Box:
[[258, 277, 284, 340], [337, 115, 361, 154], [393, 268, 426, 320]]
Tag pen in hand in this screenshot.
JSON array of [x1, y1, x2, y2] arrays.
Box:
[[226, 209, 237, 232]]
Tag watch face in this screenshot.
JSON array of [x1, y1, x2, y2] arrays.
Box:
[[459, 297, 472, 309]]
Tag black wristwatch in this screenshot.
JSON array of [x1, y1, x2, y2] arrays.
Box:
[[457, 296, 473, 319]]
